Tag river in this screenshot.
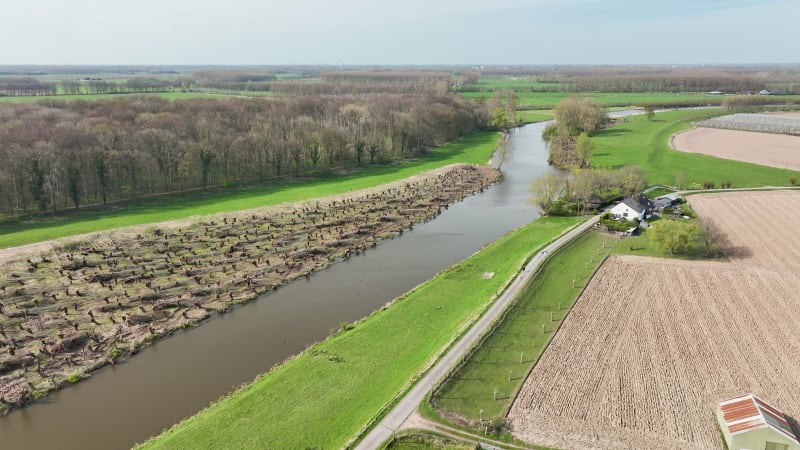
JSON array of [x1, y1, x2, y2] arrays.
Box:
[[0, 122, 561, 449]]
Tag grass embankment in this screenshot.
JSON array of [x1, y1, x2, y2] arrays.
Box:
[[590, 109, 800, 187], [0, 132, 500, 249], [431, 231, 610, 422], [137, 216, 580, 449]]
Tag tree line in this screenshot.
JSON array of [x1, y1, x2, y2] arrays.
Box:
[[0, 93, 488, 217]]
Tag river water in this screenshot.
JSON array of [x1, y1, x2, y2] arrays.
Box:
[[0, 122, 561, 450]]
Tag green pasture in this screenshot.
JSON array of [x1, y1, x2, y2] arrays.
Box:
[[590, 108, 800, 187], [0, 92, 223, 103], [472, 76, 559, 90], [137, 216, 581, 449], [431, 230, 609, 421], [516, 110, 554, 123], [0, 132, 500, 249], [462, 91, 730, 109]]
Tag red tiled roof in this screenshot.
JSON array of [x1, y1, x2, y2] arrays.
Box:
[[719, 394, 800, 444]]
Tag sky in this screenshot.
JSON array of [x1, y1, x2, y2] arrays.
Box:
[[2, 0, 799, 65]]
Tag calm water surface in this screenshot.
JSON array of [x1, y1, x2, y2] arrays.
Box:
[[0, 122, 561, 449]]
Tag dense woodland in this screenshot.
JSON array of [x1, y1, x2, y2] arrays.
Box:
[[0, 94, 487, 216]]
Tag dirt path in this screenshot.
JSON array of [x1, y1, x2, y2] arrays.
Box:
[[0, 163, 498, 414]]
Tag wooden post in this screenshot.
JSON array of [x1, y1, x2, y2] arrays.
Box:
[[520, 352, 524, 363], [493, 387, 498, 400]]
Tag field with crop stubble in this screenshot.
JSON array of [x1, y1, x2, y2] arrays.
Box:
[[508, 190, 800, 450]]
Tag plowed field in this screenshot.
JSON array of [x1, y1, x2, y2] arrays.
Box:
[[672, 127, 800, 171], [508, 190, 800, 450]]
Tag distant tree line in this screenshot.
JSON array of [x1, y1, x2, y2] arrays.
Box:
[[0, 94, 488, 216]]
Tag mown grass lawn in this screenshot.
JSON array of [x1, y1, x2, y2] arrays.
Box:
[[590, 108, 800, 188], [0, 132, 500, 249], [136, 216, 581, 450], [431, 230, 609, 421]]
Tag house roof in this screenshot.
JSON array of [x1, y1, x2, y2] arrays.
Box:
[[719, 393, 800, 444], [619, 196, 648, 213]]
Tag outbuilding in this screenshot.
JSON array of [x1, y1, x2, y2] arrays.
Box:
[[717, 393, 800, 450]]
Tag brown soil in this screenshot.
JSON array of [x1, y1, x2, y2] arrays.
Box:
[[672, 127, 800, 171], [508, 190, 800, 449], [0, 163, 498, 414]]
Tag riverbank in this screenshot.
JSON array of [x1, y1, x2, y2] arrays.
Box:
[[0, 163, 497, 415], [137, 216, 580, 449]]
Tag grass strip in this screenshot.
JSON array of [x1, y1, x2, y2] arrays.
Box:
[[0, 132, 500, 249], [136, 216, 580, 450], [431, 230, 610, 420], [590, 109, 800, 188]]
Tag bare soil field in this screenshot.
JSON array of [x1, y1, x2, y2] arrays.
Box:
[[508, 190, 800, 450], [672, 127, 800, 170], [0, 163, 497, 414], [770, 111, 800, 120]]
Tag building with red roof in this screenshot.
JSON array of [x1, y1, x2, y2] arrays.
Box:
[[717, 393, 800, 450]]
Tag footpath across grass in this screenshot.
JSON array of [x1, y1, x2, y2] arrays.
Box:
[[0, 132, 500, 249], [431, 230, 611, 421], [590, 109, 800, 188], [136, 216, 580, 450]]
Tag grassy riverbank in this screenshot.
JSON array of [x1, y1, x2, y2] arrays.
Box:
[[137, 216, 581, 449], [431, 231, 610, 422], [0, 132, 500, 249], [590, 108, 800, 187]]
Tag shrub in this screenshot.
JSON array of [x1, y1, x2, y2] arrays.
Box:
[[66, 372, 80, 384]]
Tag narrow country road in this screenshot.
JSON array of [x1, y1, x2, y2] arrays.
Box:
[[354, 215, 601, 450]]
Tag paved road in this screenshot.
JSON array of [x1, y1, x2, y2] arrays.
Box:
[[354, 215, 601, 450]]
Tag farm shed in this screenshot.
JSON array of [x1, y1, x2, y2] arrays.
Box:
[[610, 196, 651, 221], [654, 194, 680, 210], [717, 393, 800, 450]]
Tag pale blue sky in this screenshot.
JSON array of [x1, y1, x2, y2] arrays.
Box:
[[3, 0, 798, 65]]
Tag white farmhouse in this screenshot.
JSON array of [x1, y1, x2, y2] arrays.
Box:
[[609, 196, 650, 221]]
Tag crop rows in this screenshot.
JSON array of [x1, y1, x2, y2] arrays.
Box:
[[508, 190, 800, 450], [0, 163, 497, 414], [697, 113, 800, 136]]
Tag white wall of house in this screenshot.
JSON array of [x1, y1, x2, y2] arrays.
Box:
[[610, 203, 642, 220]]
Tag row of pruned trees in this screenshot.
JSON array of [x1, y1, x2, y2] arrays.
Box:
[[0, 93, 488, 217]]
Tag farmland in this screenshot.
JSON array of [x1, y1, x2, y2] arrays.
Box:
[[508, 190, 800, 450], [589, 108, 800, 187], [695, 113, 800, 136], [672, 127, 800, 171]]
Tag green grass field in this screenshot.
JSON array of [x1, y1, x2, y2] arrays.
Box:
[[0, 91, 270, 103], [590, 108, 800, 187], [136, 216, 581, 449], [461, 91, 735, 109], [431, 230, 609, 421], [516, 110, 554, 123], [0, 132, 500, 249]]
